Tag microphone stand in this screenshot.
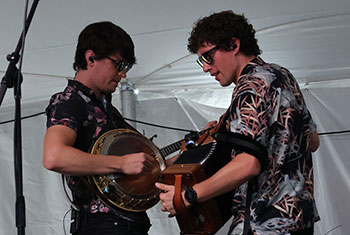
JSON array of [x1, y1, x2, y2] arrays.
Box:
[[0, 1, 40, 235]]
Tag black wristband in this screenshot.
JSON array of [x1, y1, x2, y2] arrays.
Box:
[[184, 187, 198, 206]]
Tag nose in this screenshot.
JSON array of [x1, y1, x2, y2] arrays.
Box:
[[118, 70, 127, 78], [202, 63, 211, 73]]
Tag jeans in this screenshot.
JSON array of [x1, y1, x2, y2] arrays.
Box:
[[72, 212, 151, 235]]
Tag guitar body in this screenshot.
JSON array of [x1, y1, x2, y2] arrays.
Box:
[[160, 140, 234, 234]]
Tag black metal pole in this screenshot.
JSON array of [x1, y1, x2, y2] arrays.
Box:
[[0, 1, 40, 235], [0, 0, 40, 105]]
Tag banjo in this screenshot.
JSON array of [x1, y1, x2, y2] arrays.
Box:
[[76, 110, 232, 214], [75, 127, 211, 212], [80, 128, 180, 212]]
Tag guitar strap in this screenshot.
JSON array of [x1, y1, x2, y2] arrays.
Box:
[[109, 105, 139, 132], [243, 181, 253, 235], [213, 108, 267, 235]]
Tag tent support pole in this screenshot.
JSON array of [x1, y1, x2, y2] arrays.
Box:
[[120, 80, 136, 129]]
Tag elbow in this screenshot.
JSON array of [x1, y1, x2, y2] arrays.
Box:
[[250, 161, 261, 177], [42, 152, 60, 172], [42, 154, 54, 171], [310, 142, 320, 152], [310, 131, 320, 152], [235, 153, 262, 179], [245, 156, 262, 178]]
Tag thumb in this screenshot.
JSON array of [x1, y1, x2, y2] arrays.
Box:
[[155, 182, 173, 191]]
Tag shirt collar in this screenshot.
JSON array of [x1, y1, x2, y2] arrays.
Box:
[[68, 79, 112, 102], [240, 56, 266, 77]]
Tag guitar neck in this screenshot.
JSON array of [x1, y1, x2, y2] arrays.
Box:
[[158, 128, 212, 158], [159, 140, 183, 158]]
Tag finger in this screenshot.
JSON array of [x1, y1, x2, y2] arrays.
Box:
[[142, 154, 157, 172], [141, 162, 152, 174], [209, 121, 217, 128], [142, 153, 155, 163], [145, 157, 157, 170], [155, 182, 173, 191]]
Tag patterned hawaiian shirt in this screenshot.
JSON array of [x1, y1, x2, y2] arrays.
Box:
[[228, 57, 319, 235], [45, 79, 148, 223]]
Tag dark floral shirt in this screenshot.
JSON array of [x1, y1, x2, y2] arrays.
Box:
[[46, 79, 149, 223], [228, 57, 319, 234]]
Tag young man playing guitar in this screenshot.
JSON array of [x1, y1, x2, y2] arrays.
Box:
[[156, 10, 320, 235]]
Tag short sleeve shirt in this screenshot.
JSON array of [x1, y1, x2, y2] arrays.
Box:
[[46, 79, 148, 223], [228, 57, 319, 234]]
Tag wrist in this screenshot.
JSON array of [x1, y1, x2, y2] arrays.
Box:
[[183, 186, 198, 208], [181, 191, 191, 208]]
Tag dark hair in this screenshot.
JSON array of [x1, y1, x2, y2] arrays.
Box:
[[73, 21, 136, 71], [188, 10, 261, 56]]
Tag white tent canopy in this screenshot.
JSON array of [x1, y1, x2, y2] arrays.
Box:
[[0, 0, 349, 234]]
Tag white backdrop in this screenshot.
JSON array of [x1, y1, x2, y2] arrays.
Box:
[[1, 0, 350, 234], [1, 87, 350, 235]]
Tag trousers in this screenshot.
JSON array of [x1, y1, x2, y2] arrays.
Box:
[[71, 212, 151, 235]]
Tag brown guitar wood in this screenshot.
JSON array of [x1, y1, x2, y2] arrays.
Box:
[[160, 164, 231, 235]]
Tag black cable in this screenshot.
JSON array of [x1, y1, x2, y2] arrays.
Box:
[[0, 111, 193, 132], [1, 110, 350, 137], [318, 130, 350, 136], [124, 117, 192, 132], [62, 207, 72, 235], [324, 224, 343, 235], [0, 111, 45, 125]]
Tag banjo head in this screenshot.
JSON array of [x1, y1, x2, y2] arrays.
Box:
[[89, 128, 166, 212]]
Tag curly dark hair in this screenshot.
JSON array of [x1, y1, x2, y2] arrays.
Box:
[[73, 21, 136, 71], [188, 10, 261, 56]]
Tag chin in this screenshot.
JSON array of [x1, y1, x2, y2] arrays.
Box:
[[219, 76, 234, 87], [104, 88, 115, 94], [220, 81, 231, 87], [109, 86, 118, 93]]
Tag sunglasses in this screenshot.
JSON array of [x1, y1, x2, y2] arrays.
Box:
[[196, 46, 219, 67], [106, 56, 133, 73]]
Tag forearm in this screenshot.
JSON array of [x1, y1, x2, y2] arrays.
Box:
[[43, 125, 126, 175], [165, 154, 179, 166], [43, 125, 155, 176], [43, 144, 125, 175], [186, 153, 261, 205]]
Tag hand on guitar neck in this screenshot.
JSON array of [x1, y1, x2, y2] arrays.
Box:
[[202, 110, 230, 134], [160, 111, 229, 168], [202, 120, 218, 132]]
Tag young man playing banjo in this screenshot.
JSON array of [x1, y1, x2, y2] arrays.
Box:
[[43, 21, 155, 235]]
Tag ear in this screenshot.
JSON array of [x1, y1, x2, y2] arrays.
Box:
[[231, 43, 237, 50], [231, 38, 240, 53], [85, 50, 96, 66]]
